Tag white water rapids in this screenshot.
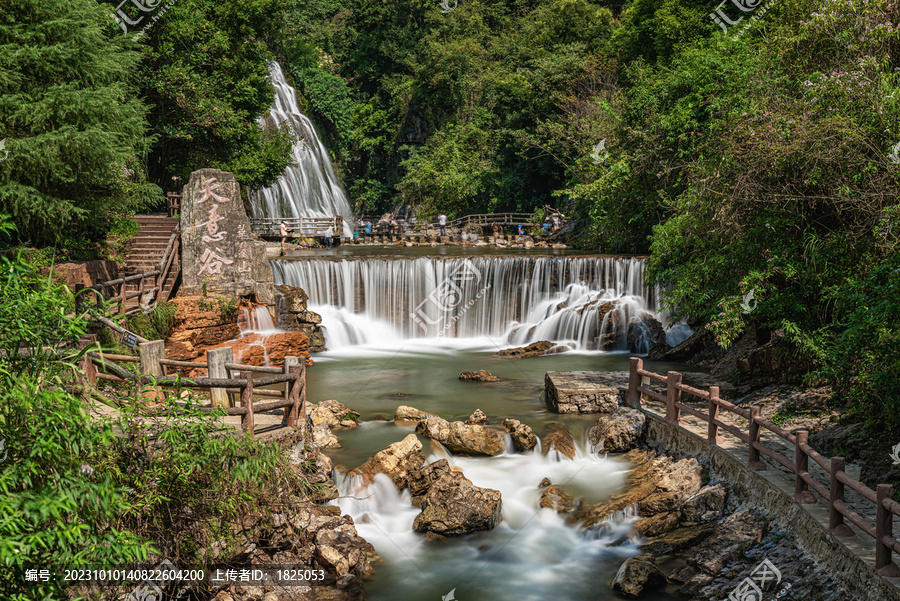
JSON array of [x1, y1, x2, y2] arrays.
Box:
[[334, 426, 644, 601]]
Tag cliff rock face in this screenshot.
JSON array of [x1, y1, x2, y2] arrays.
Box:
[[180, 168, 275, 305]]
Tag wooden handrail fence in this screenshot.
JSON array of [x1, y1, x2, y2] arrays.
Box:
[[627, 357, 900, 577], [250, 216, 344, 238], [77, 338, 307, 436], [75, 226, 181, 317]]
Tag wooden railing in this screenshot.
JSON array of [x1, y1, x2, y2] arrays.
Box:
[[77, 339, 307, 435], [627, 357, 900, 577], [75, 226, 181, 316], [166, 192, 181, 217], [250, 216, 343, 237]]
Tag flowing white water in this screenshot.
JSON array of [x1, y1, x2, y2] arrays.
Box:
[[273, 256, 662, 350], [251, 62, 354, 238], [335, 429, 641, 601]]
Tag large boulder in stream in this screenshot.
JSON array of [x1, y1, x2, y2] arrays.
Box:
[[413, 471, 503, 535], [503, 419, 537, 452], [310, 400, 361, 429], [347, 434, 426, 490], [497, 340, 562, 358], [612, 555, 666, 598], [415, 416, 506, 456], [542, 423, 577, 460], [587, 408, 647, 453], [393, 405, 438, 423]]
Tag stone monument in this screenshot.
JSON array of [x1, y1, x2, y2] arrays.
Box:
[[180, 169, 275, 305]]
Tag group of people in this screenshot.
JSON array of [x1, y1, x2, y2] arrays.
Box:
[[279, 221, 334, 254], [356, 213, 448, 237]]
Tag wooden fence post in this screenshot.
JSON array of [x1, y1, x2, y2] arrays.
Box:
[[300, 360, 307, 429], [626, 357, 642, 408], [666, 371, 682, 425], [241, 371, 254, 434], [707, 386, 724, 444], [829, 457, 854, 537], [283, 356, 300, 402], [287, 365, 301, 428], [747, 406, 766, 471], [793, 430, 816, 504], [137, 275, 145, 309], [875, 484, 900, 576], [207, 347, 233, 408], [138, 340, 166, 402]]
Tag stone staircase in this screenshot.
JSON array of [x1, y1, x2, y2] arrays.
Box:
[[123, 214, 180, 309]]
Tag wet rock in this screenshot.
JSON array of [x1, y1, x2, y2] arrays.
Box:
[[408, 459, 452, 497], [626, 312, 668, 356], [542, 423, 576, 460], [497, 340, 555, 358], [466, 409, 488, 425], [310, 400, 360, 430], [393, 405, 438, 423], [415, 416, 506, 456], [313, 515, 377, 578], [538, 478, 552, 488], [348, 434, 426, 490], [639, 522, 718, 556], [680, 484, 726, 523], [413, 472, 503, 535], [459, 370, 502, 382], [312, 423, 340, 449], [502, 419, 537, 452], [587, 408, 647, 452], [669, 512, 761, 589], [539, 486, 576, 513], [276, 284, 309, 313], [612, 555, 666, 598]]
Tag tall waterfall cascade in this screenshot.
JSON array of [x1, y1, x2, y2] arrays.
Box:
[[273, 256, 672, 351], [251, 62, 354, 237]]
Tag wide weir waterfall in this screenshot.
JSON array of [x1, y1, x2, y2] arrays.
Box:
[[250, 62, 354, 237], [272, 255, 661, 350]]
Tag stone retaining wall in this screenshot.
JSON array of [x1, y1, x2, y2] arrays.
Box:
[[642, 411, 900, 601]]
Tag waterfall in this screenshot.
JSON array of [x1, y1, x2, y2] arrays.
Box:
[[251, 62, 354, 238], [272, 256, 662, 350]]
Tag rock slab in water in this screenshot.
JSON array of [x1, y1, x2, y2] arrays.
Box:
[[545, 371, 621, 414], [587, 407, 647, 452], [626, 312, 668, 356], [502, 419, 537, 452], [497, 340, 558, 358], [408, 459, 452, 497], [415, 416, 506, 456], [394, 405, 438, 423], [542, 423, 576, 460], [179, 169, 275, 303], [347, 434, 426, 490], [413, 471, 502, 535], [612, 555, 666, 598], [459, 370, 502, 382]]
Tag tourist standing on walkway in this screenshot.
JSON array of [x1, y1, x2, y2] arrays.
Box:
[[280, 221, 290, 254], [324, 225, 334, 248], [439, 213, 447, 236], [364, 221, 372, 236]]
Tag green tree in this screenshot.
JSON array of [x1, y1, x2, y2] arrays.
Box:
[[0, 0, 160, 248]]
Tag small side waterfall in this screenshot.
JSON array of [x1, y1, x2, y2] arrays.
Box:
[[251, 62, 354, 237], [272, 256, 661, 350]]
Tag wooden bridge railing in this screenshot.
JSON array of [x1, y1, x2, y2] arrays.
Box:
[[78, 339, 307, 436], [627, 357, 900, 577], [250, 216, 343, 238], [75, 226, 181, 317]]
